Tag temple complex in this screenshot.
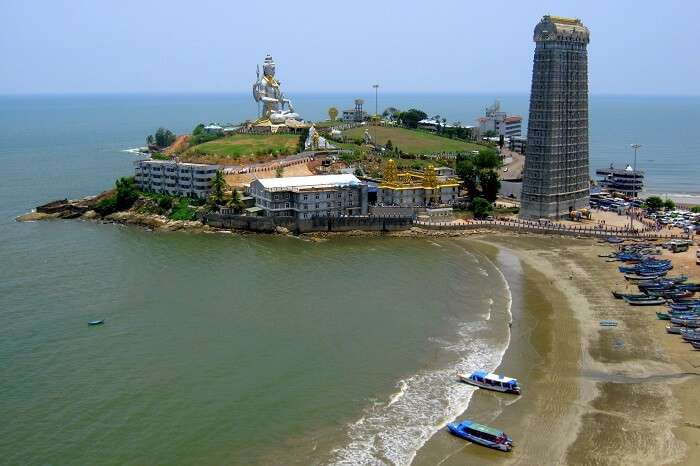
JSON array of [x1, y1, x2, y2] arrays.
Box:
[[377, 160, 460, 207], [520, 16, 590, 219]]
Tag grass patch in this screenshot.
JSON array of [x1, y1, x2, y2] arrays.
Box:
[[169, 198, 197, 221], [342, 126, 483, 155], [182, 133, 299, 163]]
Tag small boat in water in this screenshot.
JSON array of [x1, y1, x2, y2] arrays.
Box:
[[447, 420, 514, 451], [458, 370, 521, 394], [88, 319, 104, 326]]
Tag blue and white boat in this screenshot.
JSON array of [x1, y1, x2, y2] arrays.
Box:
[[458, 370, 521, 394], [447, 420, 513, 451]]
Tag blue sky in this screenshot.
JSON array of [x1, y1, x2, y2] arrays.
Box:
[[2, 0, 698, 95]]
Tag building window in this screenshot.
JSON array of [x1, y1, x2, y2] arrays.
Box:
[[303, 194, 308, 200]]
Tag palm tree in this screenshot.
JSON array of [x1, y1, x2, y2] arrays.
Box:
[[228, 188, 245, 213], [328, 107, 339, 122], [209, 170, 227, 205]]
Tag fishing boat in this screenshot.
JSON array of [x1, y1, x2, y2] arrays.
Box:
[[656, 312, 671, 320], [625, 297, 666, 306], [690, 341, 700, 350], [88, 319, 104, 326], [600, 320, 618, 327], [611, 291, 647, 300], [458, 370, 521, 394], [625, 274, 664, 281], [606, 236, 624, 244], [681, 332, 700, 342], [671, 316, 700, 326], [666, 325, 684, 334], [447, 420, 514, 451]]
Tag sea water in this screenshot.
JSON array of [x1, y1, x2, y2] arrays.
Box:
[[0, 93, 695, 465]]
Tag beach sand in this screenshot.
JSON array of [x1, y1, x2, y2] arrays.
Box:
[[413, 234, 699, 465]]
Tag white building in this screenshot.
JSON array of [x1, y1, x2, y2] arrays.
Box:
[[134, 159, 220, 199], [248, 174, 368, 219], [476, 100, 522, 138]]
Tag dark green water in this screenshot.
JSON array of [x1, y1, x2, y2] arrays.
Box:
[[1, 222, 509, 465]]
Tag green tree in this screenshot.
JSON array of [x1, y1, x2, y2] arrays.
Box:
[[398, 108, 428, 128], [691, 206, 700, 213], [115, 177, 138, 210], [471, 197, 493, 219], [328, 107, 339, 121], [663, 199, 676, 210], [645, 196, 664, 211], [456, 148, 502, 200], [209, 170, 227, 205], [474, 148, 501, 170], [456, 158, 479, 197], [146, 134, 155, 146], [192, 123, 205, 135], [227, 189, 245, 213], [480, 170, 501, 202], [385, 139, 393, 152], [154, 127, 176, 147], [275, 166, 284, 178]]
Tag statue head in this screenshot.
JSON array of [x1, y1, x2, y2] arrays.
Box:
[[263, 54, 275, 77]]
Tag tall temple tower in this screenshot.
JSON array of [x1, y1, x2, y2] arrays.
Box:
[[520, 15, 590, 219]]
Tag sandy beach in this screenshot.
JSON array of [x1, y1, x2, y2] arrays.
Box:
[[414, 233, 699, 465]]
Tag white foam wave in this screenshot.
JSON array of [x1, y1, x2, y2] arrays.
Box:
[[122, 147, 148, 154], [387, 380, 408, 407], [327, 254, 514, 466]]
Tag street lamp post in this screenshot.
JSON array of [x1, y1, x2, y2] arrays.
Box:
[[630, 143, 642, 231], [372, 84, 379, 117]]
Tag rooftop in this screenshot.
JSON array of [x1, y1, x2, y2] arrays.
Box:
[[135, 159, 220, 168], [256, 174, 362, 190]]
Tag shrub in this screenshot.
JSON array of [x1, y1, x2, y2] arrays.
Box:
[[115, 177, 138, 210], [95, 196, 118, 216], [471, 196, 493, 219], [169, 198, 196, 221], [157, 195, 173, 211]]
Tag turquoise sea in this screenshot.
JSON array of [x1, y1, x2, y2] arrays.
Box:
[[0, 93, 697, 465]]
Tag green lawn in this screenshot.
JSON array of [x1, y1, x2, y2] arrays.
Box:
[[342, 126, 483, 154], [182, 133, 299, 163]]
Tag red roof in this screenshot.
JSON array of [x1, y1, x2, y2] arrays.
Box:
[[504, 116, 522, 123]]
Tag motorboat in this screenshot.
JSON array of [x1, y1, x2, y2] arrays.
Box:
[[458, 371, 521, 394], [447, 420, 514, 451]]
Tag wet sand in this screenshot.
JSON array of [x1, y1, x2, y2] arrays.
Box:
[[414, 234, 700, 465]]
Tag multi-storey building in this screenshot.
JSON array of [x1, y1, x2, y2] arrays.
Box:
[[248, 174, 368, 219], [134, 159, 220, 199], [476, 100, 522, 138], [520, 15, 591, 219], [341, 99, 368, 122], [596, 164, 644, 197]]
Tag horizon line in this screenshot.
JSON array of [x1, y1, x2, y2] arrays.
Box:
[[2, 91, 699, 98]]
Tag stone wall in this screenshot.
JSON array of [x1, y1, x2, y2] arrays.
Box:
[[203, 213, 413, 233]]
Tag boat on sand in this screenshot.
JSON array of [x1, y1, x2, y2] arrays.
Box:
[[458, 370, 521, 394], [447, 420, 514, 451]]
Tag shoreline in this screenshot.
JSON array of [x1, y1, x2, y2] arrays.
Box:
[[414, 234, 698, 465]]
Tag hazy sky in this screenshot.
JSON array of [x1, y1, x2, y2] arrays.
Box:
[[2, 0, 698, 95]]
